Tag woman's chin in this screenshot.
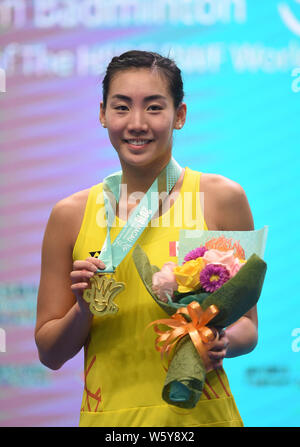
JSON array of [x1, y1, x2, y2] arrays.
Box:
[[118, 149, 171, 170]]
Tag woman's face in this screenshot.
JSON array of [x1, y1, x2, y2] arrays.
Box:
[[100, 68, 186, 169]]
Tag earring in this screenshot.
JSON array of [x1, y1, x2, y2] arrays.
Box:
[[178, 123, 182, 129]]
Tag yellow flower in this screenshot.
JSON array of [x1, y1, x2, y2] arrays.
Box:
[[173, 257, 207, 293]]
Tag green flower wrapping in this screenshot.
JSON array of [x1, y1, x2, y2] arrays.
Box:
[[132, 230, 268, 409]]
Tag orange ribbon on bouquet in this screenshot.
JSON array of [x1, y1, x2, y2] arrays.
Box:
[[147, 301, 219, 371]]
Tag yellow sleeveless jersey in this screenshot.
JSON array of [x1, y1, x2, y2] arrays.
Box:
[[73, 167, 244, 427]]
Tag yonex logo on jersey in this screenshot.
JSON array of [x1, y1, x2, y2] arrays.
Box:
[[89, 250, 101, 258]]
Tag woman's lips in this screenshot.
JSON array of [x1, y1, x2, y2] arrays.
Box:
[[123, 139, 153, 149]]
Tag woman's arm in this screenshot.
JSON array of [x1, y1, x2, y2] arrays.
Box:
[[224, 306, 258, 358], [203, 175, 258, 368], [208, 307, 258, 368], [35, 196, 104, 370]]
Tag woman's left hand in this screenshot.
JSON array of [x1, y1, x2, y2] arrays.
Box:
[[207, 329, 229, 369]]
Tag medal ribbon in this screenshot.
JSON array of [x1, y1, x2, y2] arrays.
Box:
[[98, 157, 182, 273]]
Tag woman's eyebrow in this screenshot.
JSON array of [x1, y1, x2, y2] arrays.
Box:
[[144, 95, 168, 102], [111, 94, 167, 102], [111, 94, 131, 102]]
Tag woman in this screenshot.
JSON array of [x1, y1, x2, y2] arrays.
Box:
[[35, 50, 258, 427]]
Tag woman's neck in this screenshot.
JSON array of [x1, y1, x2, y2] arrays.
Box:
[[119, 159, 170, 196], [115, 158, 185, 221]]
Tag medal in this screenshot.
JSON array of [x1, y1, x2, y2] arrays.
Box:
[[83, 274, 125, 316], [82, 158, 182, 316]]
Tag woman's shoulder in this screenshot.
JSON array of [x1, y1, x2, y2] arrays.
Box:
[[47, 188, 92, 248], [200, 172, 245, 197], [200, 173, 254, 231], [52, 188, 91, 218]]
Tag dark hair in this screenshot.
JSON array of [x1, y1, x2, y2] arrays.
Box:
[[102, 50, 184, 109]]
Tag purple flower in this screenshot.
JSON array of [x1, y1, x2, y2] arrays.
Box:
[[200, 264, 230, 293], [183, 246, 207, 263]]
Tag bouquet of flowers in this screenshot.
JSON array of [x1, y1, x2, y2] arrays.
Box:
[[132, 227, 268, 409]]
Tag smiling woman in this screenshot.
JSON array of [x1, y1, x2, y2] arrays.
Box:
[[99, 66, 186, 179], [35, 50, 256, 428]]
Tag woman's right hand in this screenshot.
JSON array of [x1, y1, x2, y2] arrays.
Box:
[[70, 257, 106, 311]]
